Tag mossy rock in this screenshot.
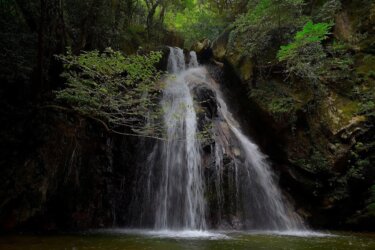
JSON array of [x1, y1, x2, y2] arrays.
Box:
[[212, 28, 231, 61], [212, 28, 254, 83], [355, 54, 375, 78], [236, 56, 254, 82], [319, 92, 366, 135], [248, 79, 315, 129], [191, 38, 211, 55]]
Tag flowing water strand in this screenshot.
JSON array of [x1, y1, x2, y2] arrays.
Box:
[[206, 73, 306, 230], [136, 48, 305, 232], [154, 47, 206, 229], [189, 51, 199, 68]]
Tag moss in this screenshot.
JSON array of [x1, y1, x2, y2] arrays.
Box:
[[319, 92, 364, 134], [340, 100, 361, 118], [238, 57, 254, 82], [268, 97, 294, 114], [249, 81, 301, 126], [289, 89, 314, 109], [367, 70, 375, 79], [226, 52, 253, 83], [212, 28, 231, 60], [356, 55, 375, 76]]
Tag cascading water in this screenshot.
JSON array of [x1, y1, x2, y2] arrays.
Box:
[[154, 47, 206, 230], [130, 47, 306, 232], [210, 81, 305, 230]]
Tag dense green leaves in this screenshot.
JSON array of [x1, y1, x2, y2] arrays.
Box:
[[277, 22, 332, 81], [277, 22, 332, 61], [277, 21, 333, 81], [229, 0, 307, 59], [314, 0, 342, 22], [165, 5, 226, 47], [164, 0, 246, 47], [276, 21, 356, 85], [56, 48, 164, 137]]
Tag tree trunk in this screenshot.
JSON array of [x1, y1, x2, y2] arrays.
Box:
[[146, 1, 160, 41]]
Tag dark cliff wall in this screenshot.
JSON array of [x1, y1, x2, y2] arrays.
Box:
[[0, 45, 177, 232], [0, 104, 140, 232], [193, 1, 375, 230]]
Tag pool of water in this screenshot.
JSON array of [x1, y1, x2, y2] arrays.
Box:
[[1, 229, 374, 250]]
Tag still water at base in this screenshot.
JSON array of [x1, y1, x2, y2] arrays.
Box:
[[1, 230, 375, 250]]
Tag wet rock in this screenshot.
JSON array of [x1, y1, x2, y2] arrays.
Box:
[[212, 29, 231, 61], [192, 84, 218, 119], [211, 29, 254, 84], [191, 38, 213, 63], [206, 1, 375, 230], [192, 38, 211, 55], [0, 110, 138, 232]]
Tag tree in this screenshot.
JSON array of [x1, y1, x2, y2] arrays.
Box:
[[229, 0, 307, 61], [144, 0, 162, 39], [164, 0, 229, 46], [207, 0, 248, 18], [55, 48, 165, 138]]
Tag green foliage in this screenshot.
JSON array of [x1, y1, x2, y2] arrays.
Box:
[[277, 21, 333, 82], [242, 0, 305, 25], [323, 44, 354, 81], [353, 85, 375, 117], [250, 83, 298, 125], [56, 48, 164, 137], [0, 0, 176, 100], [197, 122, 214, 143], [268, 97, 295, 115], [278, 21, 332, 61], [314, 0, 342, 22], [327, 142, 372, 204], [229, 0, 306, 58], [359, 100, 375, 116], [309, 149, 329, 173], [164, 3, 227, 47], [293, 149, 330, 175], [367, 70, 375, 79], [346, 164, 366, 180]]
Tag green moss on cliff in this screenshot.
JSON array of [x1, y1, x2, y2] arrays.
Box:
[[212, 0, 374, 230], [249, 81, 300, 126]]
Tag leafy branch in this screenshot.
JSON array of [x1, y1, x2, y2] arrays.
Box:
[[55, 48, 166, 139]]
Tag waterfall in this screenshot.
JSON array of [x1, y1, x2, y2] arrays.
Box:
[[153, 47, 206, 229], [131, 47, 305, 231], [188, 51, 199, 68], [210, 82, 305, 230]]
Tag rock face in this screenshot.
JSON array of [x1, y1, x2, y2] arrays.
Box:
[[198, 2, 375, 230], [0, 108, 139, 231], [0, 3, 373, 233], [212, 29, 255, 85]]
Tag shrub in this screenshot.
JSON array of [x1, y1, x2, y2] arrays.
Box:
[[229, 0, 306, 58], [55, 48, 164, 138], [277, 21, 332, 81]]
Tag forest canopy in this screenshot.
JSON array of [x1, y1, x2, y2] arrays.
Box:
[[1, 0, 374, 136]]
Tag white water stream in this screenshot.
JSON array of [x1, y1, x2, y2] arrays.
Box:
[[131, 47, 309, 235]]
